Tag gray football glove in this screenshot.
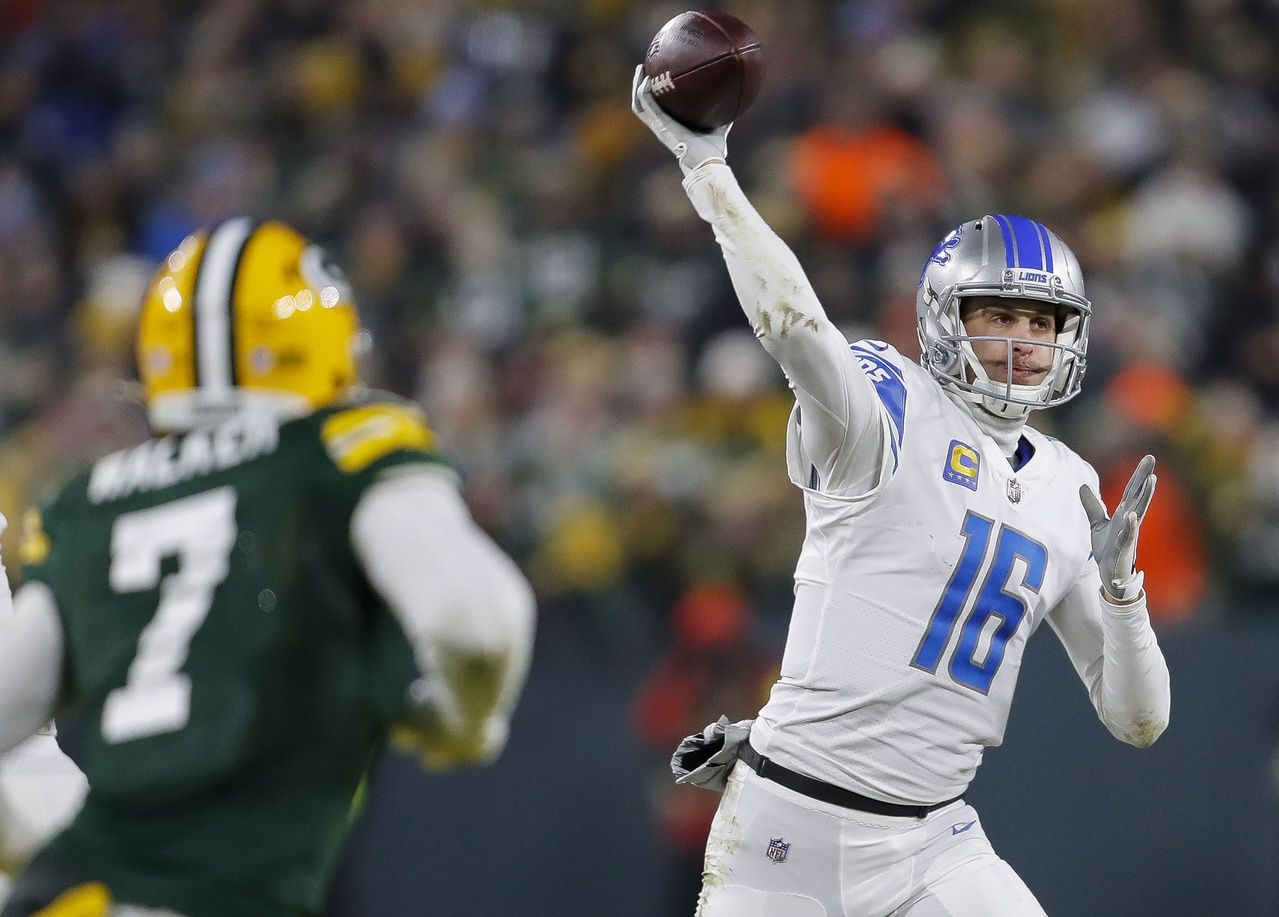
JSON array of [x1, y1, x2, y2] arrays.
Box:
[[1080, 454, 1157, 604], [671, 715, 754, 792], [630, 65, 730, 176]]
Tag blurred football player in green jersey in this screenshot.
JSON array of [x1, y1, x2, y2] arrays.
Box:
[[0, 218, 537, 917]]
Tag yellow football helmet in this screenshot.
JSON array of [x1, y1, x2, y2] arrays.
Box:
[[137, 218, 361, 431]]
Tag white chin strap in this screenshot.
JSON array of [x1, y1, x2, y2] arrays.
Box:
[[978, 387, 1037, 420], [948, 381, 1035, 421]]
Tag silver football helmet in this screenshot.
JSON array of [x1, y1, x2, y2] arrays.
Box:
[[916, 214, 1090, 421]]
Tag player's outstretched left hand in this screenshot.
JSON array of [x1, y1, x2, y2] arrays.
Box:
[[1080, 454, 1157, 604], [630, 65, 730, 176]]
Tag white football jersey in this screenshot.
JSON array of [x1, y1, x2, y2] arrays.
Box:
[[753, 340, 1101, 805]]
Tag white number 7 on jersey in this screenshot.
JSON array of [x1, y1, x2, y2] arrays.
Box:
[[101, 487, 238, 744]]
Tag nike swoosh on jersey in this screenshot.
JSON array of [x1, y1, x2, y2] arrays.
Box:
[[951, 820, 977, 835]]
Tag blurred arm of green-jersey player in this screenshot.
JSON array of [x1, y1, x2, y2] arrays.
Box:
[[351, 464, 536, 770]]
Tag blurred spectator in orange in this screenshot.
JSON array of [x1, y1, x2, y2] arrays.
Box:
[[1100, 455, 1206, 625], [787, 85, 946, 245], [1097, 362, 1208, 624], [632, 580, 777, 915]]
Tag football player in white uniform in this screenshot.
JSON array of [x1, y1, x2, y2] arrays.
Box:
[[633, 70, 1170, 916]]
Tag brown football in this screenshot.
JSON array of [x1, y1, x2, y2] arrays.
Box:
[[643, 10, 765, 131]]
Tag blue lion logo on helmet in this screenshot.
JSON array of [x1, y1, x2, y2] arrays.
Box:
[[919, 226, 963, 287]]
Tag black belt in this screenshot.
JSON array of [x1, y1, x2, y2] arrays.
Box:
[[738, 742, 961, 819]]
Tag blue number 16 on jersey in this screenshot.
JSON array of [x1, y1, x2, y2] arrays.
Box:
[[911, 511, 1048, 694]]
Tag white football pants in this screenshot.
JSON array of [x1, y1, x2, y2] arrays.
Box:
[[696, 764, 1046, 917]]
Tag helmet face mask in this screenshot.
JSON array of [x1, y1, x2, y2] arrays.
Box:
[[137, 218, 361, 432], [916, 215, 1091, 421]]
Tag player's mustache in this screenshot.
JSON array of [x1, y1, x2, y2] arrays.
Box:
[[984, 359, 1050, 373]]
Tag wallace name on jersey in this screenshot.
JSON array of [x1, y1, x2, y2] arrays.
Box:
[[88, 414, 280, 505]]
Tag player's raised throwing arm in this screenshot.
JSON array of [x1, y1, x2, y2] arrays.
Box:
[[632, 69, 889, 495]]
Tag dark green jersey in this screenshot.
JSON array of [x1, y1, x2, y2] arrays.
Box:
[[19, 398, 446, 917]]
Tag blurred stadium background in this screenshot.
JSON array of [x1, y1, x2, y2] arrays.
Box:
[[2, 0, 1278, 913]]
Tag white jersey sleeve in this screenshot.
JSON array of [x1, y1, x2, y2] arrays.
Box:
[[0, 580, 85, 882], [0, 729, 87, 873], [350, 467, 536, 765], [0, 582, 62, 756], [682, 163, 892, 498], [1046, 557, 1170, 747]]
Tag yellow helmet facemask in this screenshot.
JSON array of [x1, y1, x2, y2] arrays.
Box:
[[137, 218, 361, 431]]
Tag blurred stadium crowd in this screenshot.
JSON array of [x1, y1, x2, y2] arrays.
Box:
[[2, 0, 1278, 797]]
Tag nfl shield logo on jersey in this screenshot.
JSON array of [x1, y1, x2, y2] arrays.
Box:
[[766, 837, 790, 863], [1006, 478, 1022, 504]]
